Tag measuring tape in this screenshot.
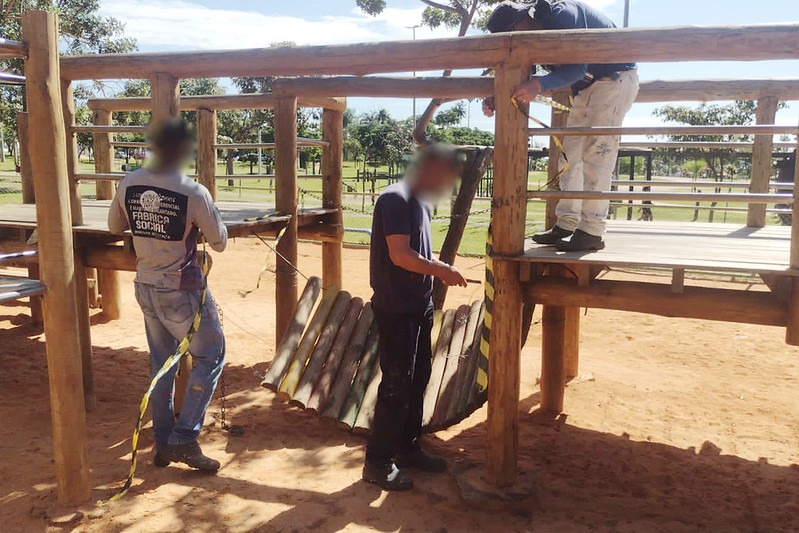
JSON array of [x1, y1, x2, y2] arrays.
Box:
[[98, 241, 211, 506]]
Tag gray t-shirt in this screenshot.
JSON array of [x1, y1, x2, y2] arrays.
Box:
[[108, 168, 227, 290]]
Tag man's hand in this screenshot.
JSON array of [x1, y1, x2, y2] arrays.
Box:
[[436, 263, 468, 288], [482, 96, 496, 118], [512, 78, 543, 105]]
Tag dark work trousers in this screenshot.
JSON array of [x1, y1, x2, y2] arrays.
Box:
[[365, 303, 434, 466]]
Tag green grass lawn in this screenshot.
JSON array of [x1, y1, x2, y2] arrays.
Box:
[[0, 157, 777, 256]]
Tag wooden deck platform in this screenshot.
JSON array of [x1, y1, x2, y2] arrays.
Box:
[[506, 221, 794, 276], [0, 200, 337, 240]]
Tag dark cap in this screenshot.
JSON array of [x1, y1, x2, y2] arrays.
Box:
[[486, 1, 535, 33]]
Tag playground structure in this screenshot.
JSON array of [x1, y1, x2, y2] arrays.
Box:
[[0, 10, 798, 504]]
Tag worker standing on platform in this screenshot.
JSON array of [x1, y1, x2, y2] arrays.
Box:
[[363, 144, 467, 491], [484, 0, 639, 251], [108, 118, 228, 472]]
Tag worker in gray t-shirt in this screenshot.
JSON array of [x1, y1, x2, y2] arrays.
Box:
[[108, 118, 227, 472]]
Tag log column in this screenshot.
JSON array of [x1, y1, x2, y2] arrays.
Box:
[[93, 108, 121, 319], [546, 89, 580, 380], [18, 111, 43, 324], [275, 96, 299, 346], [486, 59, 528, 486], [197, 108, 217, 200], [321, 107, 344, 291], [150, 72, 180, 122], [747, 96, 779, 228], [23, 9, 90, 505], [62, 79, 96, 411]]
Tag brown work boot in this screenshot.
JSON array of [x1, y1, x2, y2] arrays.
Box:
[[162, 441, 220, 472]]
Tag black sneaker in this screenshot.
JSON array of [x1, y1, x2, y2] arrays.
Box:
[[362, 462, 413, 491], [162, 441, 220, 472], [395, 449, 447, 473], [555, 229, 606, 252], [153, 450, 170, 468], [531, 225, 573, 245]]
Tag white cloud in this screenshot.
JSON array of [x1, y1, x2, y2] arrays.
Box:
[[99, 0, 454, 50]]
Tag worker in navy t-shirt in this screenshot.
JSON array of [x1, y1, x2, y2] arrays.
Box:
[[485, 0, 639, 251], [364, 144, 467, 491]]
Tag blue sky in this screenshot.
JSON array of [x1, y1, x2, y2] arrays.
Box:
[[98, 0, 799, 137]]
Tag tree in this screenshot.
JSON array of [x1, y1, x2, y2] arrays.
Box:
[[0, 1, 137, 159]]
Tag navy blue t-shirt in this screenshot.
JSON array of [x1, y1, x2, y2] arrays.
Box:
[[370, 182, 433, 314], [536, 0, 635, 92]]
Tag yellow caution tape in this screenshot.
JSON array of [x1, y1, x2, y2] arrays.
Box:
[[512, 95, 571, 190], [476, 224, 493, 391]]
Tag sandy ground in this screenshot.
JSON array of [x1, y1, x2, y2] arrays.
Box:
[[2, 238, 799, 532]]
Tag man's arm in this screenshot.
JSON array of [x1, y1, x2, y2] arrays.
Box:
[[195, 187, 228, 252], [385, 234, 466, 287], [107, 185, 129, 235]]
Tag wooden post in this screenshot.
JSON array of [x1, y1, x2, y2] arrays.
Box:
[[61, 78, 97, 410], [60, 79, 83, 225], [196, 108, 217, 200], [92, 109, 116, 200], [563, 307, 580, 380], [17, 111, 35, 204], [541, 298, 567, 413], [22, 9, 90, 505], [321, 107, 343, 291], [747, 96, 779, 228], [275, 96, 299, 346], [150, 72, 180, 122], [486, 59, 528, 486], [92, 108, 122, 319]]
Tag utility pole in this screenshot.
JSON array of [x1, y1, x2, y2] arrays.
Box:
[[623, 0, 630, 27]]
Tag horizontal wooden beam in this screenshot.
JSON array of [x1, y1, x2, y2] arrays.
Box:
[[86, 246, 136, 271], [528, 190, 793, 203], [636, 79, 799, 102], [273, 76, 494, 99], [60, 24, 799, 81], [87, 94, 345, 112], [524, 278, 787, 327], [608, 180, 794, 189], [216, 138, 329, 149], [0, 38, 27, 60], [532, 125, 797, 137], [72, 125, 146, 134]]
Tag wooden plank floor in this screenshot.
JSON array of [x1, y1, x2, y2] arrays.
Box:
[[507, 221, 795, 276], [0, 200, 335, 239]]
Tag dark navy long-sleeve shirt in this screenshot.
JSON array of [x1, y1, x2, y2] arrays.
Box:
[[536, 0, 635, 93]]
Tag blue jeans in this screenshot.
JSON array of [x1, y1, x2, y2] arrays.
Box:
[[134, 282, 226, 448]]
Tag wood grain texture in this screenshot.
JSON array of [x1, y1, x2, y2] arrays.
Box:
[[431, 304, 470, 429], [289, 291, 354, 406], [277, 288, 338, 399], [748, 97, 779, 227], [337, 330, 380, 429], [422, 308, 456, 427], [261, 277, 322, 390], [321, 311, 375, 421], [274, 96, 299, 346], [60, 24, 799, 80], [150, 72, 179, 121], [23, 9, 91, 505], [88, 94, 345, 112], [305, 297, 365, 412], [486, 59, 528, 486], [196, 108, 217, 200], [17, 112, 34, 204], [321, 108, 343, 291], [60, 79, 82, 225]]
